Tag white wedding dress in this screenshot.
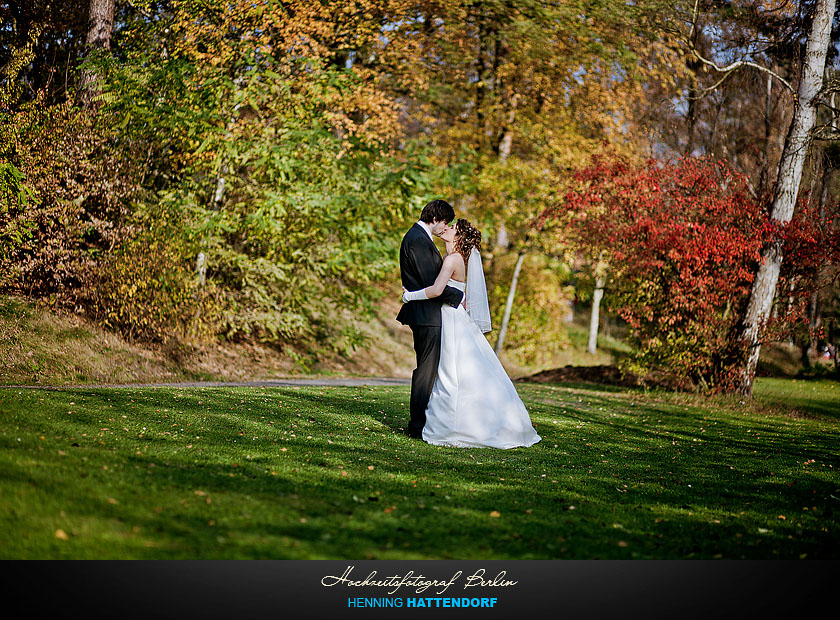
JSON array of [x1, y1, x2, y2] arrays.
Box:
[[422, 279, 542, 449]]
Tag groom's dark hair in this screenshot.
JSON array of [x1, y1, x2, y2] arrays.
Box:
[[420, 199, 455, 224]]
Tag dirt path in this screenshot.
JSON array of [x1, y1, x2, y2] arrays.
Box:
[[0, 377, 411, 390]]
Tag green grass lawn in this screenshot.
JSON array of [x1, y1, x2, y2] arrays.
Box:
[[1, 378, 838, 559]]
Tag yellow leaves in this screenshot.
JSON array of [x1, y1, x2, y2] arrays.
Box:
[[55, 529, 69, 541], [489, 511, 501, 518]]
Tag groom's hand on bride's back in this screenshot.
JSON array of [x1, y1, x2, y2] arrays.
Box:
[[440, 286, 464, 308]]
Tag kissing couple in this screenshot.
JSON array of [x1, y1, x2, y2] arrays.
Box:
[[396, 199, 541, 449]]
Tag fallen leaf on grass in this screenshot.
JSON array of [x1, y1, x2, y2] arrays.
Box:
[[107, 498, 118, 504], [55, 529, 69, 541], [489, 511, 501, 518], [617, 541, 628, 547]]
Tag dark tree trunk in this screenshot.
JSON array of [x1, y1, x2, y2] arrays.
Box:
[[78, 0, 115, 106], [757, 74, 773, 197], [685, 24, 701, 155]]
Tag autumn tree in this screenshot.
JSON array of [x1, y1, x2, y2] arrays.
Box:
[[539, 154, 769, 389], [372, 0, 676, 363], [736, 0, 837, 395]]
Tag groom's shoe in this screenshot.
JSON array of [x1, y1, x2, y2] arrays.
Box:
[[404, 427, 423, 439]]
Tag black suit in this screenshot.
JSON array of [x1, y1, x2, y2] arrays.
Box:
[[396, 223, 464, 437]]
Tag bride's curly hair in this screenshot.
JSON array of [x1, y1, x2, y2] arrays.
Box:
[[454, 218, 482, 266]]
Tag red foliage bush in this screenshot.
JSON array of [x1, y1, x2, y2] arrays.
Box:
[[773, 198, 840, 350], [539, 154, 774, 390]]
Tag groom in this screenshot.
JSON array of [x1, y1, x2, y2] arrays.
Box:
[[396, 199, 465, 439]]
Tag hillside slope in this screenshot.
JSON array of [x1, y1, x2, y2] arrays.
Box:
[[0, 294, 816, 386], [0, 294, 416, 385]]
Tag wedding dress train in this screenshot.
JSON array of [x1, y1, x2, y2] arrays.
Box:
[[422, 279, 541, 449]]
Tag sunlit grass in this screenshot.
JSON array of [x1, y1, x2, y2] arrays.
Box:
[[0, 378, 837, 559]]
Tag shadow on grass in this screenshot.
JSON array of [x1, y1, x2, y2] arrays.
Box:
[[2, 384, 838, 559]]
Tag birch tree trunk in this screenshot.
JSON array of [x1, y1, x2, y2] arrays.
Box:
[[495, 252, 525, 354], [78, 0, 115, 106], [490, 91, 520, 353], [736, 0, 836, 396], [587, 255, 608, 354], [587, 279, 605, 354], [196, 76, 243, 287], [195, 160, 228, 286], [498, 94, 519, 161]]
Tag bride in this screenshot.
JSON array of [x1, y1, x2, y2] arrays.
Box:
[[401, 219, 541, 449]]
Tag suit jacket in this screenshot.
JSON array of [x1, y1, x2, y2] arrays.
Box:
[[396, 223, 465, 327]]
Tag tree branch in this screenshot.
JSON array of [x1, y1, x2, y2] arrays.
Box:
[[678, 0, 795, 96]]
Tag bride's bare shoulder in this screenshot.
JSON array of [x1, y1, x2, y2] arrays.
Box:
[[443, 252, 466, 280], [444, 252, 464, 266]]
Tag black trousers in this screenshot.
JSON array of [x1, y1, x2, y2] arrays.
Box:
[[408, 325, 442, 437]]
